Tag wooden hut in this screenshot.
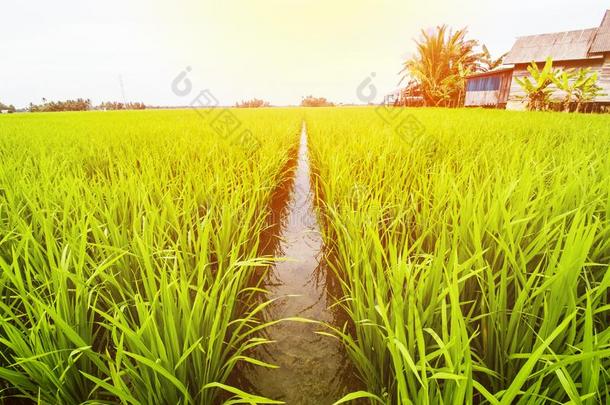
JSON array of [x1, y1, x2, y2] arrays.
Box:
[[383, 89, 401, 106], [464, 10, 610, 110], [504, 9, 610, 110], [465, 67, 514, 108]]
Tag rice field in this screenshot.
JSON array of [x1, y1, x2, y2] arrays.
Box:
[[0, 107, 609, 404], [307, 108, 610, 404], [0, 109, 302, 403]]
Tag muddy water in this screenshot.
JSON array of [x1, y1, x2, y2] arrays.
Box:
[[246, 123, 355, 404]]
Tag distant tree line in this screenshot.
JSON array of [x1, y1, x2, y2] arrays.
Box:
[[235, 98, 270, 108], [99, 101, 146, 110], [301, 96, 334, 107], [29, 98, 92, 112], [27, 99, 147, 112], [0, 101, 16, 113]]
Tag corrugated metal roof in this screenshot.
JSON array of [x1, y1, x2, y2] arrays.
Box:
[[590, 10, 610, 53], [504, 28, 599, 64]]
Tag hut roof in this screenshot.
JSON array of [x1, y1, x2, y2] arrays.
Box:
[[590, 10, 610, 53], [504, 10, 610, 64], [504, 28, 599, 64]]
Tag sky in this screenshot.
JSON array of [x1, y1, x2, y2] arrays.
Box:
[[0, 1, 607, 108]]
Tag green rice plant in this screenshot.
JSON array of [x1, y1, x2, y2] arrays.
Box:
[[0, 109, 302, 403], [306, 107, 610, 404], [2, 106, 609, 404]]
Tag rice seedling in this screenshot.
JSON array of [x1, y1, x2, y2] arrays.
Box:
[[0, 109, 302, 403], [307, 107, 610, 404]]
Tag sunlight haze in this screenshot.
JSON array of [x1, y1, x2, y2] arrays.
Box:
[[0, 0, 605, 107]]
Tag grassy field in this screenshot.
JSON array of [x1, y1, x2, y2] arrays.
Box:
[[307, 108, 610, 404], [0, 107, 609, 404], [0, 109, 302, 403]]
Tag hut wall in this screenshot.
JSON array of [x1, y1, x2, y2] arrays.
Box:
[[465, 90, 500, 106], [498, 71, 512, 105], [465, 70, 513, 108], [600, 54, 610, 102], [507, 58, 610, 110], [507, 65, 531, 110]]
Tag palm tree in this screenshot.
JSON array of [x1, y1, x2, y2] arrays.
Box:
[[479, 45, 507, 72], [401, 25, 481, 107]]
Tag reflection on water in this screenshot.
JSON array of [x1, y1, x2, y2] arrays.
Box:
[[244, 123, 357, 404]]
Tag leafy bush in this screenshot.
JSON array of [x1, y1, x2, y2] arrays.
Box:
[[301, 96, 334, 107]]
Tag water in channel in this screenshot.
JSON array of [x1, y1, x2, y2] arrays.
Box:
[[245, 123, 355, 404]]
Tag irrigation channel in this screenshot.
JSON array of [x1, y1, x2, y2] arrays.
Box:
[[243, 123, 357, 404]]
